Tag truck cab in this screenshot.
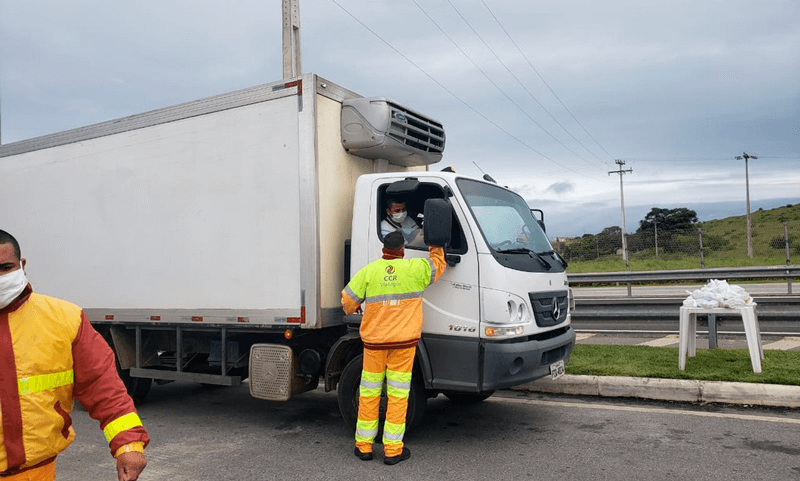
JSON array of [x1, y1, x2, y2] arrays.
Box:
[[334, 171, 575, 428]]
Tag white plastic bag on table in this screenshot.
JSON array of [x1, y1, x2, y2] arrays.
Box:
[[683, 279, 755, 309]]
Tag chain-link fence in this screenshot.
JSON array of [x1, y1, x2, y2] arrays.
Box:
[[555, 220, 797, 269]]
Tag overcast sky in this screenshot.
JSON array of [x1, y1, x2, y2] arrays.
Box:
[[2, 0, 798, 237]]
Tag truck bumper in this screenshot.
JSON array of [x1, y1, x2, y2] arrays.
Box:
[[480, 326, 576, 391]]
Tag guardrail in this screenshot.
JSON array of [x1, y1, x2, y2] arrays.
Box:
[[570, 295, 800, 341], [568, 266, 800, 296]]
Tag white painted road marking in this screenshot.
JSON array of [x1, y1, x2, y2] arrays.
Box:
[[491, 396, 800, 425], [762, 336, 800, 351], [638, 335, 679, 347]]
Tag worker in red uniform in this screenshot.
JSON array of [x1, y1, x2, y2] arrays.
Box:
[[0, 230, 149, 481], [341, 230, 446, 465]]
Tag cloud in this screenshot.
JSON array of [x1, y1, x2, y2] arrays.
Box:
[[1, 0, 797, 241], [546, 181, 574, 195]]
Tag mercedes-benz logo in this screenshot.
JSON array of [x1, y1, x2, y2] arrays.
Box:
[[552, 297, 561, 320]]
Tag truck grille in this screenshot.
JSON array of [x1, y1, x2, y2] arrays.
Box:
[[529, 291, 569, 327], [387, 102, 445, 154]]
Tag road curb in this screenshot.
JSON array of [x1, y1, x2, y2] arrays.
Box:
[[512, 375, 800, 408]]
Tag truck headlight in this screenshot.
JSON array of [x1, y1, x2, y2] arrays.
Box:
[[507, 299, 527, 323], [482, 288, 531, 325], [484, 325, 524, 337]]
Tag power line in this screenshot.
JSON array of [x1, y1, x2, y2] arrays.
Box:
[[479, 0, 615, 160], [623, 156, 799, 163], [445, 0, 607, 169], [327, 0, 596, 179], [412, 0, 600, 171]]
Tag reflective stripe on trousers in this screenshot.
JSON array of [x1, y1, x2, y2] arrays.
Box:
[[354, 347, 415, 458]]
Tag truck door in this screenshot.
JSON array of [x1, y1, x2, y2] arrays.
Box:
[[374, 179, 482, 393]]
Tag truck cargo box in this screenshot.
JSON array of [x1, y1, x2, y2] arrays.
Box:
[[0, 74, 423, 329]]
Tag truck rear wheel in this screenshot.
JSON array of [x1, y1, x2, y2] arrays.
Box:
[[443, 391, 494, 404], [101, 327, 152, 404], [337, 355, 426, 434], [117, 364, 152, 405]]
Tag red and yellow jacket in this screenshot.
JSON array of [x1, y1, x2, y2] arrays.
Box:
[[342, 246, 446, 350], [0, 285, 150, 475]]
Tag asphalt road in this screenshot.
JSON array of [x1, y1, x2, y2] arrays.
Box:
[[58, 382, 800, 480]]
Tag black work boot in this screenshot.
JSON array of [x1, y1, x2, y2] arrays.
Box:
[[354, 447, 373, 461], [384, 447, 411, 465]]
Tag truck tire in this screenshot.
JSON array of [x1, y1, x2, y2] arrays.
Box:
[[443, 391, 494, 404], [117, 366, 152, 405], [337, 355, 427, 434], [101, 327, 152, 405]]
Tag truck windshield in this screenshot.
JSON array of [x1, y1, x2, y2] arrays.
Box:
[[457, 178, 552, 255]]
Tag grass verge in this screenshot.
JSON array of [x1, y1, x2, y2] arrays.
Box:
[[566, 344, 800, 386]]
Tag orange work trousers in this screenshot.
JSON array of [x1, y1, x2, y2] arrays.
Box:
[[0, 461, 56, 481], [354, 346, 415, 458]]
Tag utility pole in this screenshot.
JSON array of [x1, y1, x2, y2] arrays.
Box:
[[282, 0, 302, 79], [735, 152, 757, 258], [609, 159, 633, 269], [654, 218, 659, 257]]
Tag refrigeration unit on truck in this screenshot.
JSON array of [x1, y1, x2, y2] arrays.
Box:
[[0, 73, 575, 429]]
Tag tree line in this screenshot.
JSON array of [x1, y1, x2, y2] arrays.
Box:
[[556, 207, 732, 260]]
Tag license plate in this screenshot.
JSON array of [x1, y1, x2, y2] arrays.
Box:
[[550, 360, 565, 380]]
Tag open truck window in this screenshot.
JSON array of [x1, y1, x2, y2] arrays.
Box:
[[378, 181, 467, 254]]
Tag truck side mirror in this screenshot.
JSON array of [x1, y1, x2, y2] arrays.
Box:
[[531, 208, 546, 233], [423, 198, 452, 247]]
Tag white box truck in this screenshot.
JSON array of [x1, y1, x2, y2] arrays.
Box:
[[0, 73, 575, 429]]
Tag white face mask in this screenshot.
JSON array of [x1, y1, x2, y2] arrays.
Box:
[[0, 266, 27, 309], [391, 211, 407, 223]]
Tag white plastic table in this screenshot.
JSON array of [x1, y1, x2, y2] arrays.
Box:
[[678, 306, 763, 373]]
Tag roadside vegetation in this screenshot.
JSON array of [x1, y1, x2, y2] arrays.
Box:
[[566, 344, 800, 386], [560, 205, 800, 385], [557, 203, 799, 273]]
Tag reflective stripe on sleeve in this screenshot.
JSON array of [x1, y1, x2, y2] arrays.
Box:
[[18, 370, 74, 395], [427, 259, 437, 286], [343, 285, 364, 304], [103, 412, 144, 442]]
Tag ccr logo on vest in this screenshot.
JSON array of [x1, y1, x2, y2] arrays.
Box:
[[383, 265, 398, 282]]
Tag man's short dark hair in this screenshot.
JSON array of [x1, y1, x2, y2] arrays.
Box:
[[0, 230, 21, 261], [386, 198, 405, 209], [383, 231, 405, 250]]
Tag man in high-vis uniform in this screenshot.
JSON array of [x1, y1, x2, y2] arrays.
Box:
[[341, 230, 446, 465], [0, 230, 149, 481]]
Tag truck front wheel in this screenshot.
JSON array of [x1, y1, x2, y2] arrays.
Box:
[[337, 355, 426, 434]]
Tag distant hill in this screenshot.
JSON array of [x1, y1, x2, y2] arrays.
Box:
[[556, 202, 799, 269], [696, 202, 799, 258], [547, 198, 799, 239]]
